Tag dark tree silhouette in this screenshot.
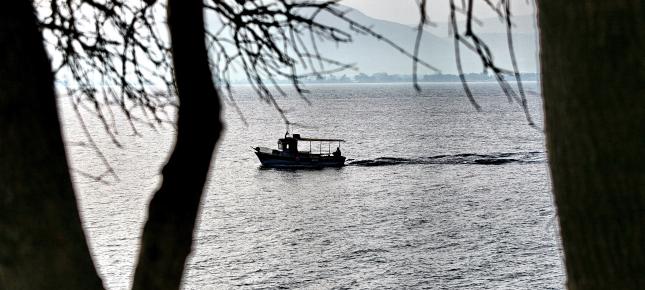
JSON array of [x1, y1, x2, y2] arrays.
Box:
[[132, 0, 222, 288], [538, 1, 644, 289], [0, 1, 104, 288]]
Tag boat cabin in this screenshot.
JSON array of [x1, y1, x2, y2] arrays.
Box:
[[277, 136, 299, 153]]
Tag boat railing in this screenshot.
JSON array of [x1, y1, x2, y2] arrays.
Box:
[[297, 139, 343, 156], [298, 151, 335, 157]]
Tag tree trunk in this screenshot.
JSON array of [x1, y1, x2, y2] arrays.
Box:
[[131, 0, 222, 288], [0, 1, 105, 289], [538, 1, 645, 289]]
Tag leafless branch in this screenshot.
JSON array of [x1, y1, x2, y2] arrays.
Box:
[[205, 0, 440, 125], [439, 0, 537, 126], [38, 0, 176, 135]]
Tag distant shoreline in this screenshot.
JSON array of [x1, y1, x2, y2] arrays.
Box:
[[295, 80, 541, 85], [229, 72, 540, 85]]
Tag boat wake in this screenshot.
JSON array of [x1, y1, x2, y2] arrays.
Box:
[[348, 151, 545, 167]]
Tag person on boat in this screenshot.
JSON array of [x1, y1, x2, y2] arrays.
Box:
[[333, 147, 341, 157]]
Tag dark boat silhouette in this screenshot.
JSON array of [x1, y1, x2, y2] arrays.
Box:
[[254, 133, 346, 168]]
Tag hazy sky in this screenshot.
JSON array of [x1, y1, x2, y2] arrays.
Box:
[[340, 0, 536, 24]]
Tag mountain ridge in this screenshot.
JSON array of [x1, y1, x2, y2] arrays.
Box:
[[310, 7, 538, 75]]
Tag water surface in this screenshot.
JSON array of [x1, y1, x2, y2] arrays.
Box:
[[61, 82, 564, 289]]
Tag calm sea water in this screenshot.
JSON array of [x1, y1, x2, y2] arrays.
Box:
[[61, 82, 564, 289]]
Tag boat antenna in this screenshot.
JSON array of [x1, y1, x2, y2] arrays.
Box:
[[285, 122, 290, 138]]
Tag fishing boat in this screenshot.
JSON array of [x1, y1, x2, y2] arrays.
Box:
[[253, 133, 346, 168]]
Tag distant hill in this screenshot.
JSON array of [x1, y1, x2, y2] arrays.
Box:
[[311, 8, 539, 75]]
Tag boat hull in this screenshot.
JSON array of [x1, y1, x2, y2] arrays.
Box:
[[255, 151, 346, 168]]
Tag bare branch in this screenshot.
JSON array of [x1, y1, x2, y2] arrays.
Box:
[[445, 0, 537, 126]]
